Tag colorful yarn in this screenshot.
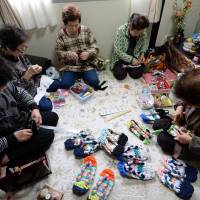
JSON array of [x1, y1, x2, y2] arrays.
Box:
[[162, 158, 198, 182], [157, 168, 194, 199], [73, 156, 97, 195], [87, 168, 115, 200], [118, 161, 155, 180], [128, 120, 152, 144], [118, 144, 149, 164]]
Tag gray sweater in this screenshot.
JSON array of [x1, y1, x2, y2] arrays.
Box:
[[0, 51, 40, 96], [175, 100, 200, 157], [0, 82, 38, 153]]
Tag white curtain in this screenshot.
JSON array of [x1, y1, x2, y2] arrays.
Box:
[[0, 0, 24, 28], [130, 0, 162, 23], [8, 0, 57, 30]]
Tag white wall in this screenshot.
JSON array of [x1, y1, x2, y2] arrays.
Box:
[[26, 0, 131, 63], [156, 0, 200, 46]]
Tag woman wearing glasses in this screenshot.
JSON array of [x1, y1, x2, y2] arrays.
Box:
[[0, 25, 60, 112]]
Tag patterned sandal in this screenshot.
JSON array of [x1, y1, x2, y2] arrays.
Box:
[[64, 130, 92, 150], [73, 156, 97, 195], [87, 168, 115, 200]]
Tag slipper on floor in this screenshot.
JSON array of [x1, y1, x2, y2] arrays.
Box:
[[118, 161, 155, 180], [74, 140, 100, 159], [162, 158, 198, 182], [157, 168, 194, 199], [98, 128, 128, 146], [128, 120, 152, 143], [87, 168, 115, 200], [98, 129, 125, 157], [117, 144, 149, 164], [64, 130, 92, 150], [73, 156, 97, 195]]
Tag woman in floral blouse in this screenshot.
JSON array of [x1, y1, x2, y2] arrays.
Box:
[[111, 13, 149, 80]]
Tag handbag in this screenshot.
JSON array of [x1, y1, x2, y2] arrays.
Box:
[[0, 154, 51, 192]]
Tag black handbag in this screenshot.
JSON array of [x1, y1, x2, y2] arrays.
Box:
[[0, 154, 51, 192]]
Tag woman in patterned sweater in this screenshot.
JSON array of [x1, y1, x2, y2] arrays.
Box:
[[111, 13, 149, 80], [56, 4, 100, 89]]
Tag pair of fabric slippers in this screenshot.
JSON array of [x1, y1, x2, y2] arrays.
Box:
[[73, 156, 115, 200], [64, 130, 100, 159], [140, 108, 169, 124], [128, 120, 152, 144], [98, 128, 128, 157], [157, 158, 198, 199], [117, 144, 155, 180]]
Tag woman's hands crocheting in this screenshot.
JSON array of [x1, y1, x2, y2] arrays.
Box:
[[173, 105, 184, 124], [79, 51, 89, 61], [139, 53, 146, 63], [131, 58, 140, 66], [14, 129, 33, 142], [24, 65, 42, 80], [31, 109, 42, 127], [174, 130, 192, 144], [66, 51, 79, 62]]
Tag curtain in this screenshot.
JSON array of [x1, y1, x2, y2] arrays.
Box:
[[7, 0, 57, 30], [0, 0, 24, 28], [130, 0, 162, 23]]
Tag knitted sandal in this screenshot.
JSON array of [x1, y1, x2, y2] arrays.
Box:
[[106, 130, 128, 146], [128, 120, 152, 144], [74, 140, 100, 159], [118, 161, 155, 180], [157, 168, 194, 199], [98, 128, 128, 146], [140, 110, 160, 124], [162, 158, 198, 182], [117, 144, 149, 164], [73, 156, 97, 195], [87, 168, 115, 200], [98, 129, 125, 157], [103, 139, 124, 157], [64, 130, 92, 150]]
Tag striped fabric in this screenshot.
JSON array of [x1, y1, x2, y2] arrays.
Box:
[[0, 137, 8, 153], [56, 25, 99, 72]]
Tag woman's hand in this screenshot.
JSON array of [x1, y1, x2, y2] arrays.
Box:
[[66, 51, 79, 62], [14, 129, 33, 142], [139, 53, 146, 63], [31, 109, 42, 127], [131, 58, 140, 66], [24, 65, 42, 80], [79, 51, 89, 61], [173, 105, 184, 124], [174, 130, 192, 144]]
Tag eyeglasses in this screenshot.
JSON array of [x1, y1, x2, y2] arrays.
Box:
[[16, 44, 28, 53]]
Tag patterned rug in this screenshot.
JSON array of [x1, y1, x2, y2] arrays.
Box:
[[1, 70, 200, 200]]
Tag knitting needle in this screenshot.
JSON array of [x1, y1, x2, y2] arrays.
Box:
[[106, 109, 132, 121]]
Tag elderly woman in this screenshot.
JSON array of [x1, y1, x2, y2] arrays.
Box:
[[0, 58, 58, 166], [0, 25, 60, 111], [56, 4, 100, 89], [111, 13, 149, 80]]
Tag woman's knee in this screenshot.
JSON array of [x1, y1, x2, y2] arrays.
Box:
[[113, 70, 127, 80], [113, 62, 127, 80], [47, 79, 61, 92], [50, 112, 59, 126], [157, 133, 175, 155], [38, 128, 55, 147], [128, 67, 143, 79], [60, 79, 75, 89], [38, 96, 53, 112]]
